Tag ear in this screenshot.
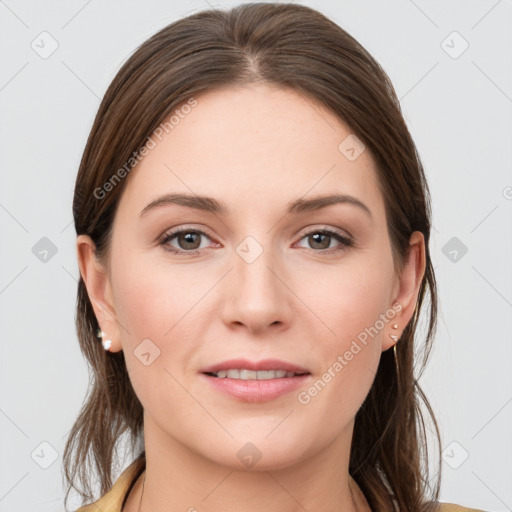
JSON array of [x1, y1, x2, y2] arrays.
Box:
[[383, 231, 426, 351], [76, 234, 122, 353]]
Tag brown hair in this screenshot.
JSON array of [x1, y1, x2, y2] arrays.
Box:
[[64, 3, 441, 510]]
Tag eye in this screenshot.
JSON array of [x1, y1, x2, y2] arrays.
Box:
[[158, 226, 353, 255], [159, 228, 214, 254], [295, 228, 353, 254]]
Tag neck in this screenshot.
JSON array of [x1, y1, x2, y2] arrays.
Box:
[[126, 416, 370, 512]]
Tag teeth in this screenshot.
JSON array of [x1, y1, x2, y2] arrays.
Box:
[[214, 369, 301, 380]]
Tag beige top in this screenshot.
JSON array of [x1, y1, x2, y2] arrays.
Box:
[[75, 457, 487, 512]]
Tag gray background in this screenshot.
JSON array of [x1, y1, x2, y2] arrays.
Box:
[[0, 0, 511, 510]]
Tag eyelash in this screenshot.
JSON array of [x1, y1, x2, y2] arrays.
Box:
[[158, 226, 354, 256]]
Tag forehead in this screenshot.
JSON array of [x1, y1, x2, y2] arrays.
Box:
[[116, 84, 385, 223]]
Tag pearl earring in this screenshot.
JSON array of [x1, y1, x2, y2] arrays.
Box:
[[96, 329, 112, 351]]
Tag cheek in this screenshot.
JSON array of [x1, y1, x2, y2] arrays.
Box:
[[295, 255, 391, 414], [302, 252, 394, 343], [296, 275, 386, 434], [111, 254, 210, 399], [112, 252, 207, 341], [112, 266, 196, 421]]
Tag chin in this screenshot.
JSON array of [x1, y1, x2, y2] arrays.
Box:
[[202, 431, 313, 472]]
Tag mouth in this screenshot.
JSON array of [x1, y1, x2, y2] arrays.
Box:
[[200, 359, 311, 402], [203, 369, 310, 380]]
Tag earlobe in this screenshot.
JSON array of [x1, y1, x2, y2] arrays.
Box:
[[76, 234, 122, 353]]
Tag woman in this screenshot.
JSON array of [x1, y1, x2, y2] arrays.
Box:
[[64, 3, 485, 511]]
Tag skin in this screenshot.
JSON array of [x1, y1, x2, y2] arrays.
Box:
[[77, 83, 425, 512]]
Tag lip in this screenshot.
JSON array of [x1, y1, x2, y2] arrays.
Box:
[[200, 358, 310, 374], [199, 358, 311, 403], [200, 373, 311, 402]]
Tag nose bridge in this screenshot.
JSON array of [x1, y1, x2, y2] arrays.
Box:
[[222, 232, 291, 331], [234, 233, 280, 300]]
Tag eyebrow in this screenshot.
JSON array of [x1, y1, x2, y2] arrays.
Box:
[[139, 192, 372, 219]]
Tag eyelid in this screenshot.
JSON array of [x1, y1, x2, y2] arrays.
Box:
[[295, 224, 352, 240], [157, 223, 214, 239]]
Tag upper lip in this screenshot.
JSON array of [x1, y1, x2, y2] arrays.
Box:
[[201, 358, 310, 374]]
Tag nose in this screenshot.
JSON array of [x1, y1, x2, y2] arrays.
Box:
[[220, 239, 293, 335]]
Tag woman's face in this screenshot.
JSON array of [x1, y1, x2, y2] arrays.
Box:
[[78, 83, 424, 471]]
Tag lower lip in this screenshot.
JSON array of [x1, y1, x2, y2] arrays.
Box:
[[201, 373, 311, 402]]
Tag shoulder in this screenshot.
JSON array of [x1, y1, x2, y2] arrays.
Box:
[[75, 456, 145, 512], [431, 501, 490, 512]]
